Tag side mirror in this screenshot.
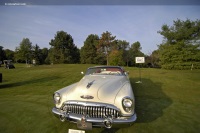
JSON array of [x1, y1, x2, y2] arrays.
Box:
[[124, 71, 129, 76], [81, 72, 84, 75]]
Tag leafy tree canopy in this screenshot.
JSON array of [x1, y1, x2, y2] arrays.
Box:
[[158, 19, 200, 69], [4, 49, 14, 61], [128, 41, 144, 66], [80, 34, 99, 64], [97, 31, 116, 65], [49, 31, 80, 64], [158, 19, 200, 44], [109, 50, 125, 66], [0, 46, 6, 61], [15, 38, 33, 64]]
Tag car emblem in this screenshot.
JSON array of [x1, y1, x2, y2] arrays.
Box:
[[86, 80, 95, 89], [80, 95, 94, 99]]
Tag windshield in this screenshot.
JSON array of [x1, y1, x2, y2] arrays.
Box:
[[86, 67, 124, 76]]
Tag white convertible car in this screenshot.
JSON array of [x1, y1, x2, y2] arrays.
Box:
[[52, 66, 137, 129]]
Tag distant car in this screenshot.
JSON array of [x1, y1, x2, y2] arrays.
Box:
[[3, 60, 15, 69], [52, 66, 137, 129]]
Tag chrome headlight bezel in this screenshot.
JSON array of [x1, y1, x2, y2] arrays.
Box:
[[122, 97, 134, 113], [53, 92, 61, 104]]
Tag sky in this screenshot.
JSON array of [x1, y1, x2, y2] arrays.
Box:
[[0, 5, 200, 54]]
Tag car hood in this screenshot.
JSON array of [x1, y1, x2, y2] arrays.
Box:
[[66, 75, 128, 104]]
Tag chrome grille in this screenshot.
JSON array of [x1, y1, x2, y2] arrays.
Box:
[[62, 104, 120, 118]]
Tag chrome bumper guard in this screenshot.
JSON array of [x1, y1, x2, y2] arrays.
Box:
[[52, 107, 137, 128]]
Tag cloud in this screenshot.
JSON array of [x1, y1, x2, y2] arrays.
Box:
[[0, 5, 200, 54]]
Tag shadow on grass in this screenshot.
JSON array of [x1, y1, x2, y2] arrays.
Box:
[[0, 76, 59, 89], [99, 77, 172, 132], [130, 78, 172, 123]]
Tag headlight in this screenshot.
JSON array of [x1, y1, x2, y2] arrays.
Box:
[[53, 92, 61, 104], [122, 97, 133, 113]]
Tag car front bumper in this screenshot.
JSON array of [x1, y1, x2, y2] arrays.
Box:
[[52, 107, 137, 129]]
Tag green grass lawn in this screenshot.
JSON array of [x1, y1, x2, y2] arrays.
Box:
[[0, 64, 200, 133]]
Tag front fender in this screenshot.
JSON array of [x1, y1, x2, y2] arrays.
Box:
[[114, 82, 135, 116], [55, 82, 78, 108]]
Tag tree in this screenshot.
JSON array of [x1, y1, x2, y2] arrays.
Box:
[[158, 19, 200, 69], [70, 46, 80, 64], [49, 31, 80, 64], [97, 31, 116, 65], [129, 41, 144, 66], [4, 49, 14, 61], [47, 48, 54, 64], [117, 40, 130, 66], [117, 40, 129, 50], [0, 46, 6, 62], [32, 44, 42, 65], [41, 48, 49, 64], [94, 51, 106, 65], [80, 34, 99, 64], [158, 19, 200, 44], [109, 50, 125, 66], [131, 41, 142, 52], [149, 50, 160, 68], [15, 38, 33, 64]]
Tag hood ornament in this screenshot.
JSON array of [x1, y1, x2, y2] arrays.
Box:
[[86, 80, 95, 89]]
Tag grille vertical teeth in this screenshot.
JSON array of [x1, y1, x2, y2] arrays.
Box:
[[62, 104, 120, 118]]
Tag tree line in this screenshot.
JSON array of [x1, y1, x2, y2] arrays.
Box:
[[0, 19, 200, 69], [0, 31, 144, 67]]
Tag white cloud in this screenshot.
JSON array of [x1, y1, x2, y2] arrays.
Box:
[[0, 5, 199, 54]]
